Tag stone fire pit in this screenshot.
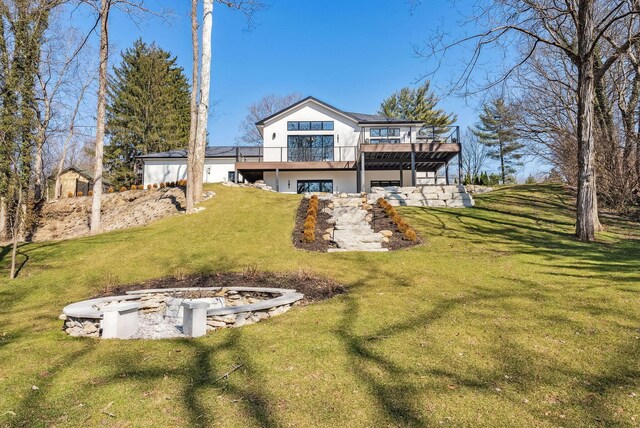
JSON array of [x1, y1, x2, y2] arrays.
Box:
[[60, 287, 304, 339]]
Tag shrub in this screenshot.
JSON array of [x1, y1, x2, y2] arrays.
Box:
[[137, 184, 144, 190], [303, 217, 316, 230], [128, 184, 135, 191], [152, 183, 158, 189], [302, 229, 315, 243], [391, 213, 402, 225], [107, 187, 114, 193], [67, 192, 73, 198], [76, 191, 83, 197], [397, 220, 410, 233], [377, 197, 386, 205], [159, 182, 165, 188], [386, 206, 397, 218], [306, 207, 318, 219], [88, 191, 94, 197], [147, 184, 152, 190], [169, 181, 175, 187], [120, 186, 127, 192], [178, 179, 187, 186], [404, 228, 418, 242]]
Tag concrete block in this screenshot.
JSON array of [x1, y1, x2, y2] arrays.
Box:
[[102, 302, 139, 339], [181, 300, 209, 338], [426, 200, 446, 207]]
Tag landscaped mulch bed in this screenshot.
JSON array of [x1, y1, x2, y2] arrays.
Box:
[[369, 203, 422, 250], [292, 197, 337, 252], [95, 270, 346, 305]]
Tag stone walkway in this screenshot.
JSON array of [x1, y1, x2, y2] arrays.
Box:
[[327, 196, 388, 252]]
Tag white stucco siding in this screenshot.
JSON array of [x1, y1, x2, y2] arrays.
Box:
[[264, 171, 358, 194], [143, 159, 188, 186], [142, 157, 242, 186], [262, 102, 360, 162], [263, 170, 440, 194]]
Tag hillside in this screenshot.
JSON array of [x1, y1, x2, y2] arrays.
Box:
[[0, 184, 639, 427], [30, 187, 192, 242]]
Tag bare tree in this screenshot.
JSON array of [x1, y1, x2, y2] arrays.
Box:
[[236, 93, 303, 146], [186, 0, 199, 214], [186, 0, 265, 211], [421, 0, 640, 241], [461, 128, 489, 182]]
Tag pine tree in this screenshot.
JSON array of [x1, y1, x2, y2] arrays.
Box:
[[105, 39, 190, 187], [472, 97, 524, 184], [379, 81, 456, 127]]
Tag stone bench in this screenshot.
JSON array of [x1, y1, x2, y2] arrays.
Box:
[[102, 302, 140, 339]]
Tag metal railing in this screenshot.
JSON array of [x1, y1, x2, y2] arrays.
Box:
[[415, 125, 460, 144], [258, 146, 358, 162]]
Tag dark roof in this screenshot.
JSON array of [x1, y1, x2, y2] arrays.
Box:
[[255, 96, 423, 126], [136, 146, 262, 159], [345, 111, 422, 124]]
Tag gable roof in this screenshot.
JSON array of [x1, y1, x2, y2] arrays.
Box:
[[255, 96, 424, 126], [136, 146, 262, 159]]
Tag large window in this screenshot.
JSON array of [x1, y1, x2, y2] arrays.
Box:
[[287, 135, 334, 161], [297, 180, 333, 194], [370, 127, 400, 137], [287, 121, 334, 131]]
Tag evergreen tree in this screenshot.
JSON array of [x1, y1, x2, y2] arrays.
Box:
[[105, 39, 190, 186], [472, 97, 524, 184], [379, 81, 456, 128]]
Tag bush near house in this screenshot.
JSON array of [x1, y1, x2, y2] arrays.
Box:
[[66, 192, 73, 198], [76, 192, 83, 197], [108, 187, 114, 193], [119, 186, 127, 192], [302, 195, 319, 243]]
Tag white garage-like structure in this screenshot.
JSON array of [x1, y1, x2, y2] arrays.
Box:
[[137, 146, 262, 187]]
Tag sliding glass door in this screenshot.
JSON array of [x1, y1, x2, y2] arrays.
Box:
[[287, 135, 334, 162]]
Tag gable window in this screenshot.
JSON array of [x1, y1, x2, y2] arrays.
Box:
[[287, 135, 334, 162], [287, 121, 334, 131]]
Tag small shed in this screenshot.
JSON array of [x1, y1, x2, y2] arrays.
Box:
[[51, 167, 111, 198]]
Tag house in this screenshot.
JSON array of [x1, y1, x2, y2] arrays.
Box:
[[236, 96, 462, 194], [138, 96, 462, 194], [137, 146, 262, 186], [50, 166, 111, 198]]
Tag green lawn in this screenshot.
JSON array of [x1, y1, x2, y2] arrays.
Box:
[[1, 184, 639, 427]]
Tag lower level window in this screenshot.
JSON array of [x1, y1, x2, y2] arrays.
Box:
[[371, 180, 400, 188], [297, 180, 333, 194], [228, 171, 236, 182]]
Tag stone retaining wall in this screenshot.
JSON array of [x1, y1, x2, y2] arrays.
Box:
[[367, 185, 474, 208]]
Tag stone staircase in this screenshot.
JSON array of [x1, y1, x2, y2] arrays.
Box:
[[326, 196, 388, 253]]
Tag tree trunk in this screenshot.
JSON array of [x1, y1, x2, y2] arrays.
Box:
[[186, 0, 199, 213], [90, 0, 110, 235], [575, 0, 602, 242], [0, 197, 6, 241], [499, 139, 505, 184], [9, 185, 23, 279], [194, 0, 213, 202]]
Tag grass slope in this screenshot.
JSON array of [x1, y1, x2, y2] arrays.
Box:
[[0, 184, 639, 427]]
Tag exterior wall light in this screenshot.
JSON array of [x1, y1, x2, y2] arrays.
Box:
[[272, 132, 276, 140]]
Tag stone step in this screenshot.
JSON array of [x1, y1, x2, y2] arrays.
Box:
[[328, 247, 388, 253]]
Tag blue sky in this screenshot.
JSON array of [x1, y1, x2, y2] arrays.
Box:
[[70, 0, 544, 178]]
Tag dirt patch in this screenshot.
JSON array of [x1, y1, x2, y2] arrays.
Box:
[[95, 269, 346, 305], [292, 198, 337, 252], [370, 204, 422, 250], [31, 187, 195, 242]]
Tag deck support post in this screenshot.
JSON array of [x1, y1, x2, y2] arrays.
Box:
[[275, 168, 280, 192], [360, 151, 366, 193], [399, 162, 404, 187], [410, 149, 416, 186], [445, 162, 450, 185], [458, 143, 463, 185]]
